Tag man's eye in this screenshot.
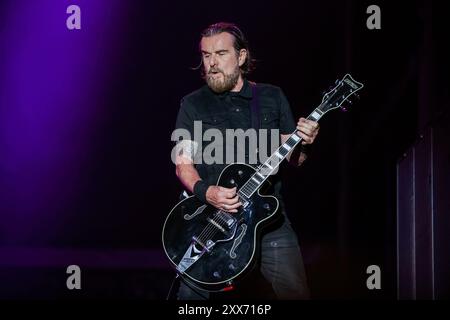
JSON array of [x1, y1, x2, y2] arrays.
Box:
[[218, 52, 226, 56], [203, 54, 210, 59]]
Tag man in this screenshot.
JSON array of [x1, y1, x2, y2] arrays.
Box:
[[173, 22, 319, 299]]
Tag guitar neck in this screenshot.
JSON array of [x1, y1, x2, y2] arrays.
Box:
[[238, 106, 325, 199], [238, 73, 364, 199]]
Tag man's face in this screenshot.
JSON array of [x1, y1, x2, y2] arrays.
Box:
[[200, 32, 244, 93]]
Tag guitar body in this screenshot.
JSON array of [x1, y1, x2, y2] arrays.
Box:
[[162, 163, 279, 291]]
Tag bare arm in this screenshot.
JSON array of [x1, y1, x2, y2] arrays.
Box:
[[175, 156, 202, 194]]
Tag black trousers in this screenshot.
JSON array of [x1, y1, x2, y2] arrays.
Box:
[[176, 214, 310, 300]]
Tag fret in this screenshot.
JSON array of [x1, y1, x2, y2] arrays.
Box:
[[266, 156, 281, 170], [270, 154, 282, 164], [240, 186, 251, 197], [256, 172, 265, 179], [309, 112, 319, 120], [247, 179, 258, 190], [291, 134, 300, 142], [307, 108, 323, 121], [240, 184, 252, 194], [259, 168, 270, 176], [278, 146, 289, 157], [251, 176, 260, 184], [285, 139, 295, 148], [286, 136, 299, 147]]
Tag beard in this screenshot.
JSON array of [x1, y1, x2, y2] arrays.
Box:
[[205, 66, 240, 93]]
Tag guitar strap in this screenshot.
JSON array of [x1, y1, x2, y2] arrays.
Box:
[[249, 81, 262, 166], [249, 81, 260, 131]]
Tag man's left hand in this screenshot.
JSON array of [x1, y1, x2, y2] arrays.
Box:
[[296, 117, 319, 144]]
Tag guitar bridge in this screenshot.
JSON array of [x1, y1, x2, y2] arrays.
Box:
[[192, 236, 214, 252]]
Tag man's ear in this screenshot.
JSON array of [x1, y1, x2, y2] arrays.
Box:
[[238, 49, 247, 67]]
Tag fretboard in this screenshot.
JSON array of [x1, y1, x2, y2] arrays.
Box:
[[238, 106, 324, 198]]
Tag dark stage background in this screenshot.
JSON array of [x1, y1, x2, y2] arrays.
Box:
[[0, 0, 448, 299]]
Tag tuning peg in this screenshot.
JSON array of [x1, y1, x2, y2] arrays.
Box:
[[354, 93, 360, 100], [340, 105, 348, 112]]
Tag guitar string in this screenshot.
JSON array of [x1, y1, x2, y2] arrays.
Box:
[[197, 217, 217, 244], [200, 204, 245, 245], [197, 208, 229, 244], [200, 180, 258, 243], [199, 209, 230, 244]]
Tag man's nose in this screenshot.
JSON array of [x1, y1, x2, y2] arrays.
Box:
[[209, 54, 217, 67]]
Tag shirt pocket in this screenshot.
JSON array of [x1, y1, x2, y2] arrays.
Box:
[[201, 113, 229, 130], [261, 111, 280, 129]]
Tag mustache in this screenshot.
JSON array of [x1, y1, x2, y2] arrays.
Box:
[[208, 68, 223, 74]]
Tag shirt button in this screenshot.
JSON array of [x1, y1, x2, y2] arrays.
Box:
[[236, 108, 240, 112]]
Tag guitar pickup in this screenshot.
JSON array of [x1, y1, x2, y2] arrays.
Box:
[[216, 212, 237, 228], [207, 217, 226, 233]]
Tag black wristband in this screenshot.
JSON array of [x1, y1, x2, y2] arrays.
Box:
[[193, 180, 209, 203]]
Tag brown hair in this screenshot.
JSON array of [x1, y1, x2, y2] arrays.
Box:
[[197, 22, 256, 76]]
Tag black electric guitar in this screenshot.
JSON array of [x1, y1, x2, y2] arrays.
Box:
[[162, 74, 364, 292]]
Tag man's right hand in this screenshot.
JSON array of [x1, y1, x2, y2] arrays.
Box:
[[206, 186, 242, 213]]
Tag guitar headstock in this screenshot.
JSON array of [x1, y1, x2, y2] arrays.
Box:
[[319, 74, 364, 114]]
